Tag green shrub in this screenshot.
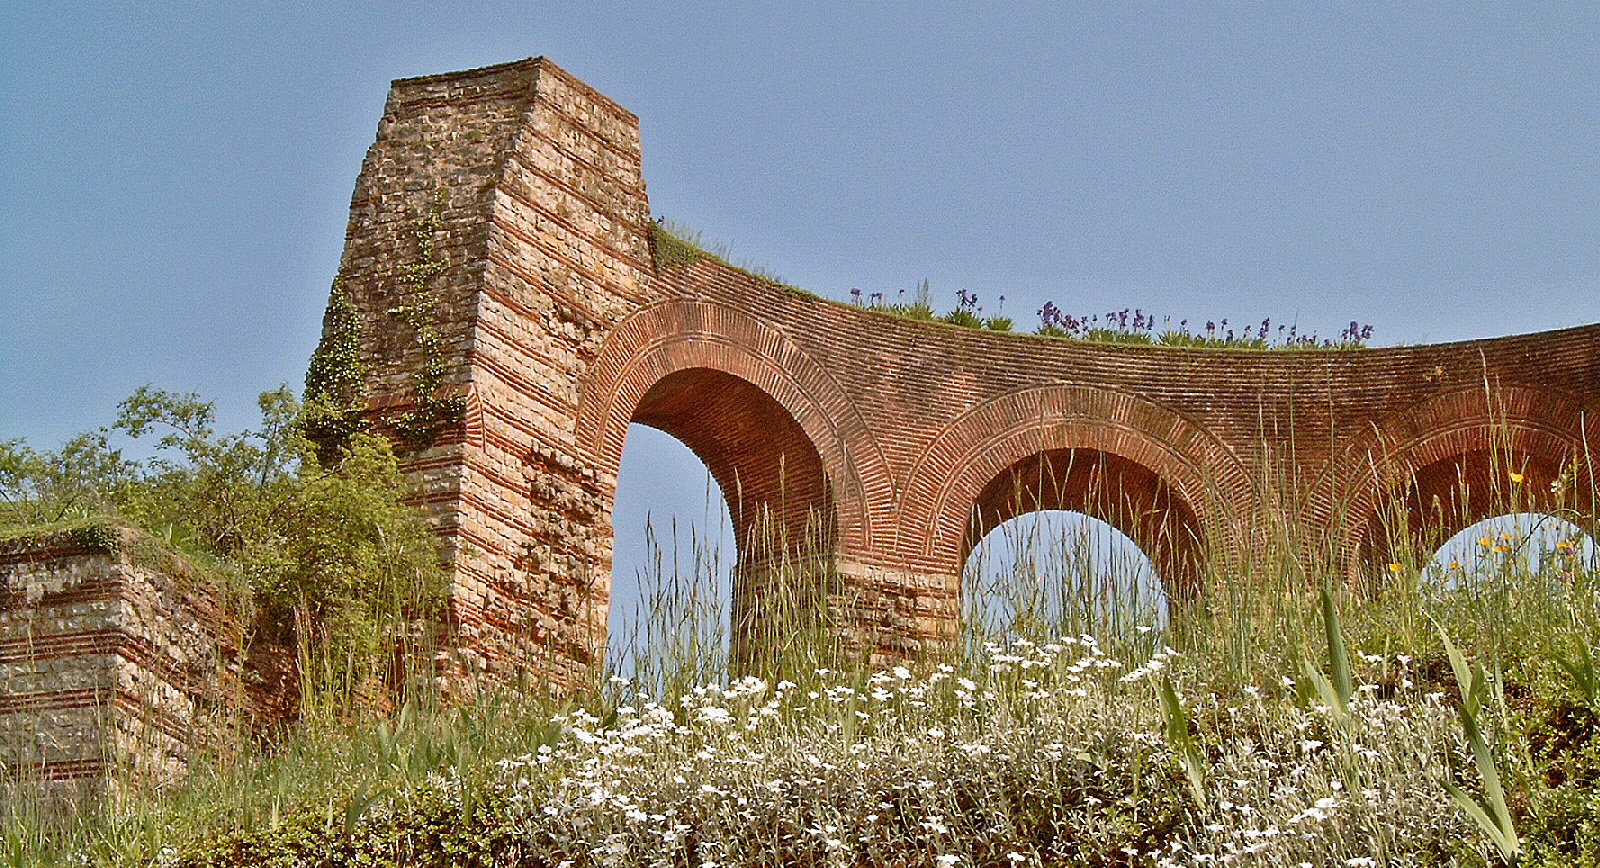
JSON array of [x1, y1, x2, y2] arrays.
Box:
[[1, 385, 446, 711]]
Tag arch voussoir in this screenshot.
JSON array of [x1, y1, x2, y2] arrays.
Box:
[[899, 386, 1251, 588], [577, 300, 889, 554], [1337, 385, 1600, 577]]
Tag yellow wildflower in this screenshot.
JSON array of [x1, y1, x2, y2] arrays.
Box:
[[1510, 471, 1525, 483]]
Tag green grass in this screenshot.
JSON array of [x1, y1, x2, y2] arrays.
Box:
[[5, 470, 1600, 866], [649, 223, 1365, 349], [649, 219, 799, 291]]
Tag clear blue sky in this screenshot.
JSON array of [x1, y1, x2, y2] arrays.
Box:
[[4, 3, 1597, 628]]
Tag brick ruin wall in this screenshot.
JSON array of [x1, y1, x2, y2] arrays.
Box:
[[4, 57, 1598, 795], [315, 56, 1600, 688], [1, 525, 242, 799]]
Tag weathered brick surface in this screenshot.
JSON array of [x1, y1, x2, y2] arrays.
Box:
[[1, 527, 237, 799], [324, 57, 1600, 683]]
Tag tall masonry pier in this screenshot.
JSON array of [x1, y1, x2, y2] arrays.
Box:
[[314, 57, 1600, 687]]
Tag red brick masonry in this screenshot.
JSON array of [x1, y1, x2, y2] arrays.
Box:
[[323, 57, 1600, 686], [1, 526, 235, 796]]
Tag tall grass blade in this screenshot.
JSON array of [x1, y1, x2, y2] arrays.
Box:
[[1301, 582, 1354, 717], [1437, 623, 1519, 863], [1159, 676, 1207, 809], [1550, 640, 1600, 710], [1320, 582, 1354, 708]]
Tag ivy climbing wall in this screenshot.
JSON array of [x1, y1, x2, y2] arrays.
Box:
[[315, 58, 655, 687]]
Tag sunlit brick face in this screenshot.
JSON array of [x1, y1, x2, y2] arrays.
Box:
[[322, 57, 1600, 681]]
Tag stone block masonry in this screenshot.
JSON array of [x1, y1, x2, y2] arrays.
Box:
[[1, 523, 239, 800], [319, 56, 1600, 688]]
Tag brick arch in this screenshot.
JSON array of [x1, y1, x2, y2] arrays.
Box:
[[901, 386, 1252, 595], [1340, 386, 1600, 577], [577, 300, 887, 556], [324, 58, 1600, 684], [622, 367, 834, 562]]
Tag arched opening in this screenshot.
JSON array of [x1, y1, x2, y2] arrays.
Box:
[[607, 367, 837, 682], [1424, 513, 1598, 585], [607, 424, 734, 685], [1358, 447, 1597, 581], [629, 368, 835, 563], [963, 448, 1205, 601], [1401, 512, 1600, 652], [963, 509, 1168, 648]]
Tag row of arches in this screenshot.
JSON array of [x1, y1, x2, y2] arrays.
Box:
[[575, 304, 1597, 670], [597, 368, 1595, 585], [609, 419, 1598, 673], [595, 365, 1597, 673]]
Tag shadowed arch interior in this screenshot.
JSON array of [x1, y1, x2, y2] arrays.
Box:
[[964, 449, 1205, 599], [628, 367, 836, 565]]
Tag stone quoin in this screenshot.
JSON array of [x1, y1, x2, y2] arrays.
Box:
[[316, 56, 1600, 688]]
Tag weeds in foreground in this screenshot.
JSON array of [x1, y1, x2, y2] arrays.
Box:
[[7, 506, 1599, 866], [5, 444, 1600, 865]]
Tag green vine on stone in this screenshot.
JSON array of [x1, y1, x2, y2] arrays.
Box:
[[388, 187, 465, 449], [303, 277, 369, 464]]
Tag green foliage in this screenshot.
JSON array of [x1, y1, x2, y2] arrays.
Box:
[[387, 188, 466, 450], [1083, 326, 1155, 345], [305, 279, 365, 406], [884, 299, 936, 320], [1158, 676, 1208, 809], [1, 385, 446, 711], [1155, 329, 1268, 350], [111, 384, 300, 556], [0, 515, 121, 556], [650, 218, 791, 287], [1439, 624, 1522, 863], [1299, 582, 1356, 716], [940, 307, 983, 329], [0, 431, 132, 526], [251, 432, 448, 701], [1552, 640, 1600, 712], [303, 278, 368, 461], [650, 218, 711, 268]]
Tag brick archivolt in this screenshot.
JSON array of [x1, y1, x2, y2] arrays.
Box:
[[1336, 384, 1600, 571], [576, 300, 885, 554], [900, 384, 1250, 582]]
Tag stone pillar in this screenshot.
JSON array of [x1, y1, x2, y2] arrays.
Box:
[[318, 57, 654, 689]]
